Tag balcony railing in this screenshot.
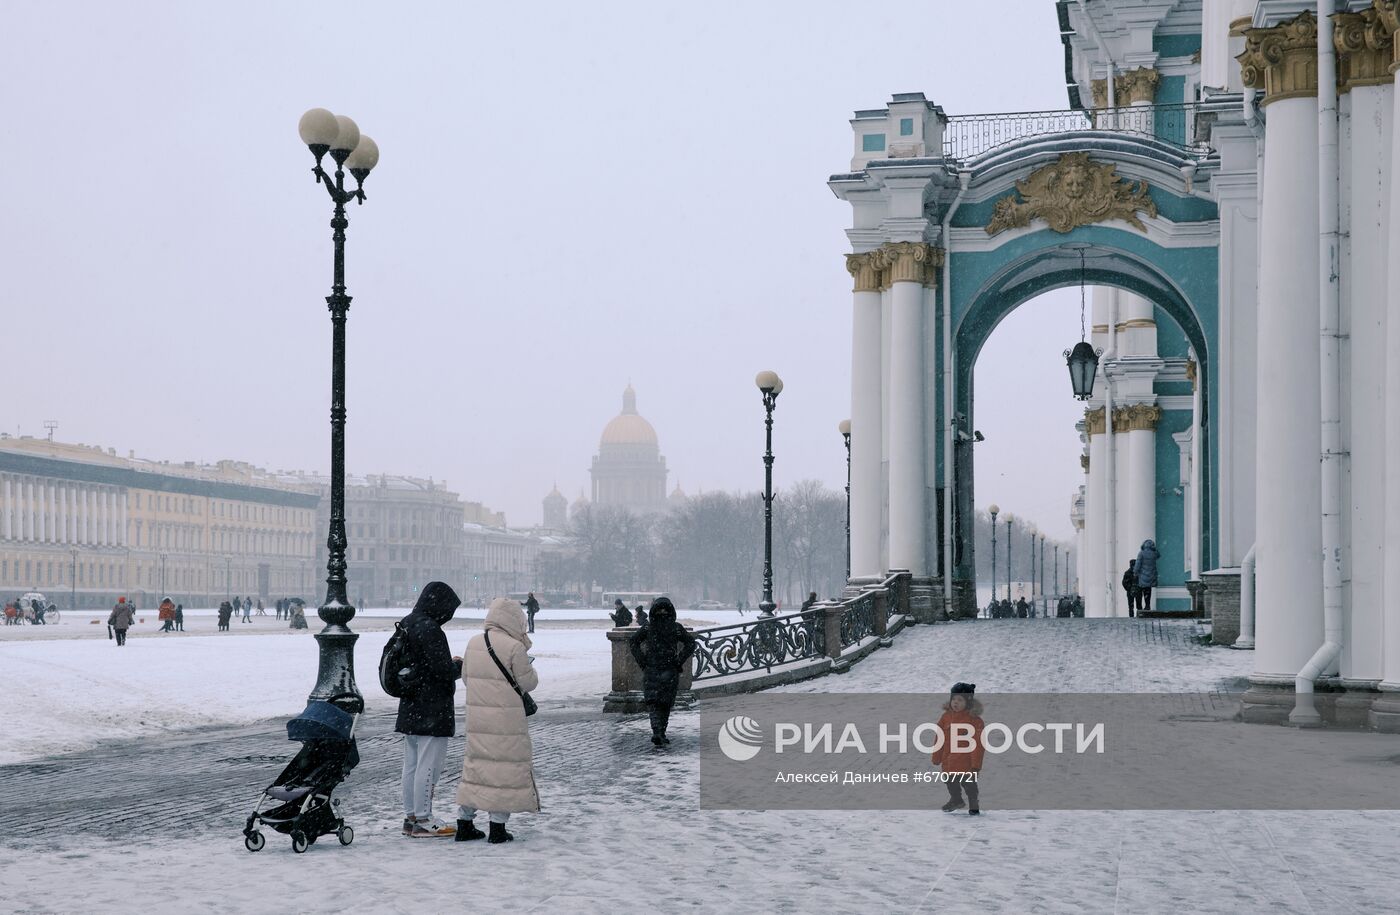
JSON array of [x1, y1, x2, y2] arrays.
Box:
[[941, 103, 1209, 162]]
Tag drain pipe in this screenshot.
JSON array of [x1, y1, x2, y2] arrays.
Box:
[[1235, 542, 1256, 649], [1292, 0, 1342, 726], [1103, 289, 1119, 616], [942, 170, 971, 619]]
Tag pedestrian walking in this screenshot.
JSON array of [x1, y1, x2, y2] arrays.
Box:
[[455, 597, 540, 844], [635, 605, 648, 627], [218, 600, 233, 631], [1121, 559, 1140, 618], [525, 591, 540, 634], [1015, 597, 1028, 619], [256, 599, 265, 616], [158, 597, 176, 633], [1135, 540, 1160, 613], [609, 599, 632, 628], [932, 683, 984, 816], [395, 581, 463, 839], [108, 597, 135, 647], [174, 603, 185, 632], [801, 591, 818, 613], [242, 597, 252, 624], [629, 596, 696, 747]]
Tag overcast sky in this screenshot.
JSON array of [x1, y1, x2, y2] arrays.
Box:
[[1, 1, 1086, 541]]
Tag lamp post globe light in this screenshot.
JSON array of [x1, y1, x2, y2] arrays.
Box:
[[298, 107, 380, 714], [840, 419, 851, 582], [755, 371, 783, 616], [988, 504, 999, 616]]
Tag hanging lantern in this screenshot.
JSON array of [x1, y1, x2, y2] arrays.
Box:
[[1065, 340, 1099, 400], [1064, 247, 1101, 401]]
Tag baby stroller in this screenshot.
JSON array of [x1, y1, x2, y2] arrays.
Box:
[[243, 700, 360, 853]]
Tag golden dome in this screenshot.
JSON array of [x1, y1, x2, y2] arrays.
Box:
[[600, 385, 658, 447]]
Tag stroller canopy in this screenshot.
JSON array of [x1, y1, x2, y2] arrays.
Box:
[[287, 701, 355, 742]]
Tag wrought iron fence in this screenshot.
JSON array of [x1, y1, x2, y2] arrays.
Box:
[[941, 103, 1206, 161], [691, 609, 823, 682], [839, 594, 875, 647]]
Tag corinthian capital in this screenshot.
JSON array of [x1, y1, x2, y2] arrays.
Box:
[[1335, 8, 1395, 89], [1084, 407, 1106, 437], [846, 252, 882, 293], [880, 241, 945, 286], [1238, 11, 1320, 105], [1370, 0, 1400, 73], [1113, 404, 1163, 432], [1090, 67, 1161, 108]]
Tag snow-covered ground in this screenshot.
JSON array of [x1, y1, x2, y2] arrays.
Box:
[[3, 618, 1396, 914], [0, 607, 729, 765]]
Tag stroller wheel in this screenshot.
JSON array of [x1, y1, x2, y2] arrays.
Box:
[[291, 831, 309, 854], [337, 825, 354, 846], [244, 831, 265, 853]]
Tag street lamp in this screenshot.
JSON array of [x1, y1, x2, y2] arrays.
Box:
[[298, 107, 378, 713], [839, 418, 851, 581], [1054, 543, 1060, 599], [1004, 513, 1014, 602], [755, 370, 783, 616], [988, 504, 999, 617], [1065, 247, 1101, 400], [1039, 534, 1047, 610], [1028, 525, 1037, 608]]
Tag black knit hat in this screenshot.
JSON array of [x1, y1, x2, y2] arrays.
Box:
[[951, 682, 976, 696]]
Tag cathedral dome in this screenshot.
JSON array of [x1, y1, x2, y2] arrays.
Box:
[[600, 385, 658, 447]]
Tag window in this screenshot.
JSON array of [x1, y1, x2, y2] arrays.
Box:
[[899, 117, 914, 136], [862, 133, 886, 152]]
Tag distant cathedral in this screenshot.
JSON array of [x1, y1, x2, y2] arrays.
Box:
[[590, 384, 668, 514]]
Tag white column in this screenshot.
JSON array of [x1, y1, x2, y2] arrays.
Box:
[[38, 481, 48, 543], [1250, 52, 1323, 681], [847, 252, 884, 580], [1122, 409, 1157, 570], [887, 247, 929, 576], [1346, 74, 1392, 682], [1379, 4, 1400, 704], [1, 476, 9, 540], [23, 479, 32, 540], [121, 491, 129, 547]]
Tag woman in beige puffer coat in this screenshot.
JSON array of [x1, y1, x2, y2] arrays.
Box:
[[454, 597, 540, 844]]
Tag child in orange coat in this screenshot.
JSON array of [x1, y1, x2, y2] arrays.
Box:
[[930, 682, 984, 815]]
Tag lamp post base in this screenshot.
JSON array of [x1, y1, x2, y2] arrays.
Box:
[[310, 622, 363, 713]]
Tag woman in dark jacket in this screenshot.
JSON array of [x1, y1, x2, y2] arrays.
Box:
[[629, 597, 696, 747], [217, 600, 233, 631], [395, 581, 463, 838], [1135, 540, 1160, 612]]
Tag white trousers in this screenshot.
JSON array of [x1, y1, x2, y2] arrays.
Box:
[[456, 805, 510, 824], [401, 734, 449, 820]]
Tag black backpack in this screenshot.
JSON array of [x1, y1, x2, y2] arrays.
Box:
[[379, 620, 412, 698]]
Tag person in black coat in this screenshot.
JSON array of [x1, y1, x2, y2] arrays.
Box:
[[629, 597, 696, 747], [217, 600, 233, 631], [525, 591, 540, 633], [609, 599, 632, 627], [395, 580, 463, 838]]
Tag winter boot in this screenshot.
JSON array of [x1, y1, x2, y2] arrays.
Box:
[[455, 819, 485, 842], [941, 798, 965, 813], [969, 807, 981, 816], [487, 821, 514, 844], [651, 732, 665, 747]]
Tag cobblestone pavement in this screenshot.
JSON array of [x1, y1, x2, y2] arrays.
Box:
[[3, 619, 1396, 915]]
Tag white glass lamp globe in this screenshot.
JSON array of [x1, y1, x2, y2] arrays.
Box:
[[988, 503, 999, 516], [346, 135, 379, 172], [298, 108, 338, 147], [755, 370, 782, 394], [1004, 513, 1014, 525], [839, 419, 851, 436], [331, 115, 360, 154]]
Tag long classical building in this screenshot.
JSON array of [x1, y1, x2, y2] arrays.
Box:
[[0, 435, 319, 607], [832, 0, 1400, 727]]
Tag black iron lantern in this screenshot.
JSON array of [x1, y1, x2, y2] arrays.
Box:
[[1066, 340, 1099, 400], [1064, 247, 1100, 401]]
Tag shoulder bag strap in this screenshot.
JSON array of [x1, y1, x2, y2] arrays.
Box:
[[483, 632, 525, 698]]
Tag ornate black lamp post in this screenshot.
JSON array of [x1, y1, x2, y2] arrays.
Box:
[[755, 371, 784, 616], [1028, 525, 1037, 609], [297, 107, 380, 714], [988, 504, 999, 617], [1054, 543, 1060, 598], [1039, 534, 1047, 609], [1004, 513, 1014, 602], [839, 418, 851, 581]]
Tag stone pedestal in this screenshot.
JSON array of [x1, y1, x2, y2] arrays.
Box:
[[907, 576, 942, 624], [1334, 681, 1381, 729], [1199, 567, 1242, 646], [950, 578, 977, 620], [1368, 690, 1400, 733], [603, 627, 695, 713], [1241, 677, 1294, 725]]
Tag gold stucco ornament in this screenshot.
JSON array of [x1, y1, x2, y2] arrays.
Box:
[[985, 152, 1158, 236]]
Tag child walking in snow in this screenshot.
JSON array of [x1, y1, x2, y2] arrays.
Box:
[[931, 682, 984, 815]]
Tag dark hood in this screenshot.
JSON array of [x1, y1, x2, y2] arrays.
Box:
[[413, 581, 461, 625], [1141, 539, 1157, 551]]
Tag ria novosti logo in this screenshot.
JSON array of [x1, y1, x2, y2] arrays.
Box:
[[717, 716, 764, 761]]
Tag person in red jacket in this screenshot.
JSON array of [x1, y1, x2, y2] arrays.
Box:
[[930, 682, 984, 815]]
